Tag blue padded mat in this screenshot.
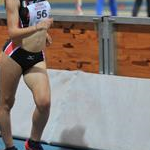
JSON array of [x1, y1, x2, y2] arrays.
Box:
[[0, 138, 75, 150]]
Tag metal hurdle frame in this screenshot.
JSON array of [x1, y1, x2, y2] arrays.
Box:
[[47, 14, 104, 74], [105, 16, 150, 75], [51, 14, 104, 74]]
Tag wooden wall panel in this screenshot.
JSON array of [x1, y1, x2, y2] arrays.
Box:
[[116, 24, 150, 78], [0, 20, 99, 73], [0, 20, 8, 51], [46, 22, 99, 73]]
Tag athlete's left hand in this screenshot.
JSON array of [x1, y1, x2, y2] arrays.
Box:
[[46, 33, 52, 46]]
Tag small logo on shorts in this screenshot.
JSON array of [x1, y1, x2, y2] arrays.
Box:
[[27, 55, 35, 60]]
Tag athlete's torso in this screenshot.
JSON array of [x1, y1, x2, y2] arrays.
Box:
[[11, 0, 52, 52], [19, 0, 51, 27]]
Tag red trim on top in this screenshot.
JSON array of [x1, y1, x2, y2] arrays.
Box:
[[5, 42, 17, 55]]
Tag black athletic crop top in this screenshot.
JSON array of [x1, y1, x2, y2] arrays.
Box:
[[19, 0, 51, 27]]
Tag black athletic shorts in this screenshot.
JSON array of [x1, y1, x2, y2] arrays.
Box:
[[3, 39, 44, 74]]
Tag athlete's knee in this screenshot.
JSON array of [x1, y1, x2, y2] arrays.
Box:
[[0, 96, 15, 112], [35, 95, 51, 112], [38, 100, 51, 113]]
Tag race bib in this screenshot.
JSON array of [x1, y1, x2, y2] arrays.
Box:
[[27, 1, 51, 26]]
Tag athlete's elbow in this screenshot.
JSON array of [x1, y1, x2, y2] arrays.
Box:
[[8, 28, 20, 39], [8, 32, 16, 39], [8, 33, 18, 39]]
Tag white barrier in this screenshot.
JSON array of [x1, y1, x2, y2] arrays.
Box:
[[11, 69, 150, 150]]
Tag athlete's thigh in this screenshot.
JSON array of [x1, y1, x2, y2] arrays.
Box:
[[23, 61, 51, 102], [0, 53, 22, 105]]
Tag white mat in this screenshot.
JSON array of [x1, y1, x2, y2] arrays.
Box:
[[11, 69, 150, 150]]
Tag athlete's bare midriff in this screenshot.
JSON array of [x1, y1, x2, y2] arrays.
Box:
[[13, 29, 47, 53]]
